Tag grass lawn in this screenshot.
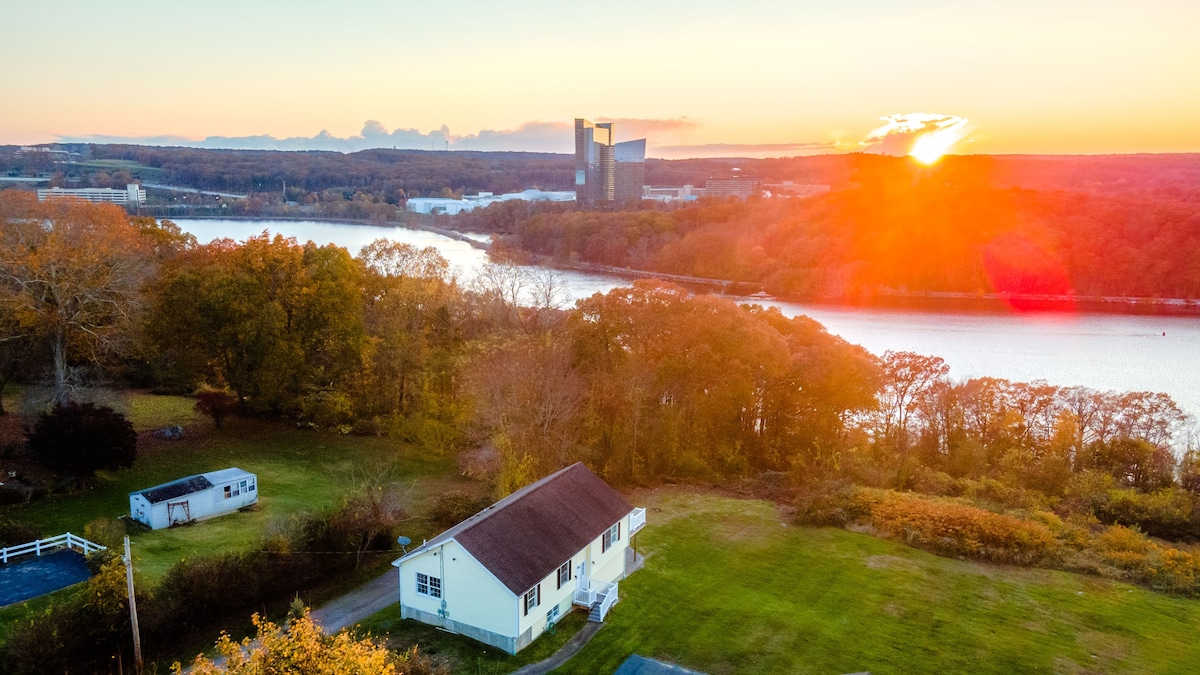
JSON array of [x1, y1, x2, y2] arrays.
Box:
[[553, 489, 1200, 675], [356, 604, 590, 674], [1, 393, 466, 583]]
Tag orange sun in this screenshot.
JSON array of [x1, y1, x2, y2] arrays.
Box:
[[863, 113, 969, 165], [910, 125, 966, 164]]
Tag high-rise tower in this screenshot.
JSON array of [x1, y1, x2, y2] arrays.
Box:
[[575, 119, 645, 204]]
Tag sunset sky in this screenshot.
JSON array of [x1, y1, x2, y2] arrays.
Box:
[[2, 0, 1198, 157]]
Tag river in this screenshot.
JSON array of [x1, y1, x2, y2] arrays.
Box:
[[173, 219, 1200, 421]]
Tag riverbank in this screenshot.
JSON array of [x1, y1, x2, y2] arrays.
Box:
[[533, 258, 1200, 318], [173, 214, 491, 251]]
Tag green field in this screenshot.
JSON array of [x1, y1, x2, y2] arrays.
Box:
[[542, 490, 1200, 675], [1, 393, 463, 582]]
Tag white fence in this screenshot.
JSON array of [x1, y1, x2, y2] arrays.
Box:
[[0, 532, 107, 564]]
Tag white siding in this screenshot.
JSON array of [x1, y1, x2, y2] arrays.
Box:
[[585, 520, 629, 585], [516, 552, 580, 642], [400, 540, 515, 638]]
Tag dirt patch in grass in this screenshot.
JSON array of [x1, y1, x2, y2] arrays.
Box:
[[863, 554, 922, 572]]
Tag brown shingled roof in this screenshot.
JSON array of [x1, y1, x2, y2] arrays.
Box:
[[434, 463, 632, 595]]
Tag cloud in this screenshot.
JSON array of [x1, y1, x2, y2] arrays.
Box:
[[54, 117, 716, 155], [595, 117, 700, 142], [54, 117, 846, 159], [860, 113, 970, 156], [58, 120, 568, 154], [650, 141, 838, 159]]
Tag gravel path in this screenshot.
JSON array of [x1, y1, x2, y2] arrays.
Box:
[[311, 570, 397, 633]]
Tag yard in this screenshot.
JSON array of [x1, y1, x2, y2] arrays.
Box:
[[1, 391, 466, 582], [551, 490, 1200, 675], [356, 489, 1200, 674]]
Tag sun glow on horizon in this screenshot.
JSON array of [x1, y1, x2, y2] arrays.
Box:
[[864, 113, 969, 164]]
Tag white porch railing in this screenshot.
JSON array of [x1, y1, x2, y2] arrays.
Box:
[[574, 583, 597, 607], [630, 507, 647, 535], [0, 532, 107, 564], [596, 581, 619, 621]]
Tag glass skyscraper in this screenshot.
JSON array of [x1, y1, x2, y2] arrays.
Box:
[[575, 119, 645, 204]]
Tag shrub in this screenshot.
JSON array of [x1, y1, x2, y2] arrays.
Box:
[[793, 481, 866, 527], [429, 490, 489, 528], [26, 402, 137, 477], [83, 516, 127, 549], [194, 388, 238, 429], [850, 489, 1060, 565], [0, 517, 40, 546], [1095, 487, 1198, 542]]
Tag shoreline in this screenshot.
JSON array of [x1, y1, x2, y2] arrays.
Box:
[[167, 215, 1200, 318]]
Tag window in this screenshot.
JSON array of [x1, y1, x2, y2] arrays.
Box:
[[416, 572, 442, 599], [223, 486, 231, 499], [523, 584, 540, 615], [602, 522, 621, 553], [249, 478, 256, 492], [557, 561, 572, 589], [547, 604, 560, 624]]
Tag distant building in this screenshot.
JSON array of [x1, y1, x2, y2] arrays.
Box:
[[37, 183, 146, 207], [643, 184, 701, 203], [16, 146, 78, 162], [700, 179, 830, 201], [406, 189, 576, 215], [575, 119, 645, 204], [764, 181, 830, 198], [703, 179, 763, 200]]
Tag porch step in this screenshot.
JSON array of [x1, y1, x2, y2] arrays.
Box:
[[587, 601, 603, 623]]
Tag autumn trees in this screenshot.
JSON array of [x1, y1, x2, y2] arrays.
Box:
[[462, 281, 882, 490], [0, 193, 150, 404]]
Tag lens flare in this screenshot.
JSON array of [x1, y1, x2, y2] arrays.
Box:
[[863, 113, 969, 164]]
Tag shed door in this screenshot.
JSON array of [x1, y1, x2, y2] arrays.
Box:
[[167, 500, 191, 525]]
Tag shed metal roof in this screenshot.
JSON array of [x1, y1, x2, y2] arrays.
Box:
[[135, 475, 213, 504], [132, 467, 253, 504], [202, 467, 255, 485]]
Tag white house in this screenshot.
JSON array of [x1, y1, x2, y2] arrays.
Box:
[[129, 468, 258, 530], [393, 462, 646, 654]]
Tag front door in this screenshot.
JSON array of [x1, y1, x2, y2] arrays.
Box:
[[576, 559, 589, 590]]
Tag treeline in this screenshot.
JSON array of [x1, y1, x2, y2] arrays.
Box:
[[494, 156, 1200, 300]]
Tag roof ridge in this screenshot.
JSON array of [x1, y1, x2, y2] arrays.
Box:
[[454, 462, 582, 535]]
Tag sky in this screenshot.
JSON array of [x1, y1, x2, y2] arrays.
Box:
[[2, 0, 1199, 158]]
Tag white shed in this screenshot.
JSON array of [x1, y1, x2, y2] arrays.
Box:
[[129, 468, 258, 530]]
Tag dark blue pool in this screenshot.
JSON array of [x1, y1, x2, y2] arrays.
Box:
[[0, 549, 92, 606]]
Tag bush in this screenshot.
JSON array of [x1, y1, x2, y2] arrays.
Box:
[[429, 490, 490, 528], [0, 517, 40, 546], [850, 489, 1060, 565], [1094, 487, 1199, 542], [793, 481, 866, 527], [26, 402, 137, 477], [194, 388, 237, 429], [83, 516, 127, 549]]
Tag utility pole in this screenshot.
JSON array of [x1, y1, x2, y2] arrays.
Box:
[[123, 536, 143, 671]]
